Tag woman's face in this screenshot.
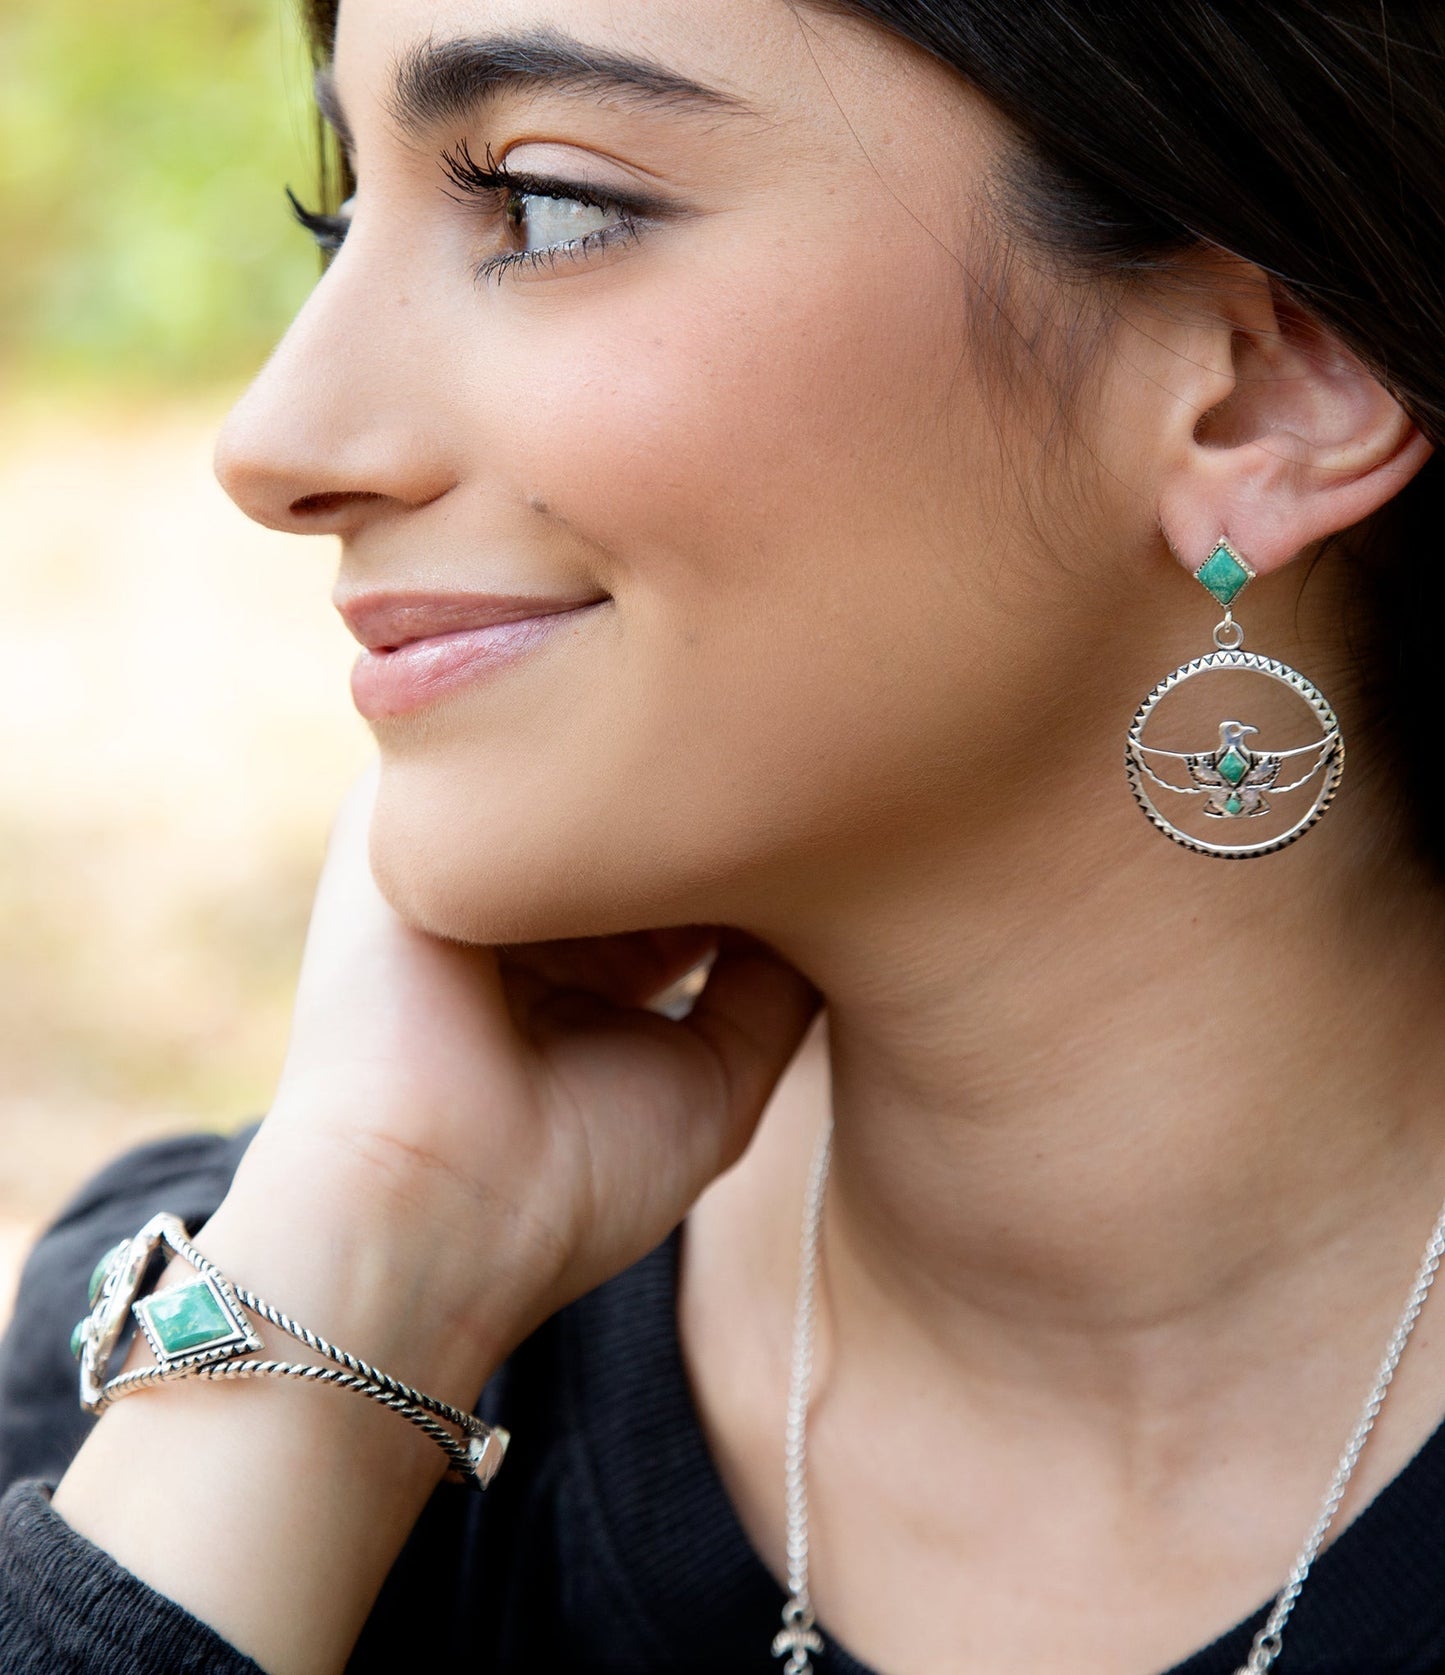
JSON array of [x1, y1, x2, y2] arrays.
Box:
[[216, 0, 1162, 948]]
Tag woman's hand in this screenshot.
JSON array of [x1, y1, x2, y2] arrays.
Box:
[[50, 762, 819, 1675], [234, 759, 822, 1380]]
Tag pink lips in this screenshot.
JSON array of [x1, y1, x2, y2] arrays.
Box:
[[337, 589, 609, 719]]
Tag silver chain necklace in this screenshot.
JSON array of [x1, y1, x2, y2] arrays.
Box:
[[772, 1115, 1445, 1675]]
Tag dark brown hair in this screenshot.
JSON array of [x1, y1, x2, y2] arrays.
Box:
[[302, 0, 1445, 875]]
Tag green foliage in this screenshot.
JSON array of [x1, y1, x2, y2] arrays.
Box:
[[0, 0, 322, 391]]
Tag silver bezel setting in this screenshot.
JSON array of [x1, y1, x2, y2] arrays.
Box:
[[77, 1213, 177, 1411], [1125, 649, 1344, 859], [1193, 534, 1257, 608], [132, 1272, 262, 1371]]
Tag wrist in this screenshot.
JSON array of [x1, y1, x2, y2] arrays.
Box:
[[51, 1159, 531, 1675], [185, 1139, 537, 1416]]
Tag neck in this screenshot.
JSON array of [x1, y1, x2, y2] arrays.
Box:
[[678, 570, 1445, 1665], [752, 750, 1445, 1413]]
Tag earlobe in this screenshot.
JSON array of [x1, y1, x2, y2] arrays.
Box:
[[1158, 270, 1434, 577]]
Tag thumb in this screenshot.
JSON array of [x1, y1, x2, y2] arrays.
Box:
[[680, 929, 823, 1168]]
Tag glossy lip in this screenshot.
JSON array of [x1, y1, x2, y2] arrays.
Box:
[[339, 589, 611, 721], [336, 588, 608, 652]]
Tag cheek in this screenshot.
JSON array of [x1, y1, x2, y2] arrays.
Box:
[[509, 242, 956, 578], [511, 229, 1011, 719], [369, 228, 1026, 944]]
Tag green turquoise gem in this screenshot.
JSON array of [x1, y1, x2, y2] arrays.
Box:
[[69, 1320, 86, 1359], [144, 1280, 240, 1357], [1217, 748, 1250, 786], [1195, 542, 1253, 609], [1225, 794, 1244, 815], [88, 1241, 129, 1307]]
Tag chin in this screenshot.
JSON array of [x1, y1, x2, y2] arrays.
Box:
[[367, 798, 592, 949], [364, 753, 689, 949]]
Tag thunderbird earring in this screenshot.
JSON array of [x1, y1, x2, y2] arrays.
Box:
[[1125, 538, 1345, 858]]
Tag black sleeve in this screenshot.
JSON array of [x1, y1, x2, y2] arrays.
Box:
[[0, 1479, 264, 1674], [0, 1123, 267, 1674]]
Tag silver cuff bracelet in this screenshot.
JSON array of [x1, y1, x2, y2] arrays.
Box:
[[69, 1211, 509, 1491]]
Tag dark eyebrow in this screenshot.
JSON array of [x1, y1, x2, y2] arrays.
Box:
[[313, 26, 756, 153]]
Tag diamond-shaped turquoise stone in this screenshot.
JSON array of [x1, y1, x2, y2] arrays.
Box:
[[1225, 794, 1244, 815], [1195, 543, 1253, 608], [145, 1281, 239, 1356], [70, 1320, 87, 1359], [88, 1241, 129, 1307], [1217, 748, 1250, 785]]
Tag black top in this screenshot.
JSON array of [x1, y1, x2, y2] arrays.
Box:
[[4, 1124, 1445, 1673]]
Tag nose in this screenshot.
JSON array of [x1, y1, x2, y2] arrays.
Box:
[[214, 247, 459, 538]]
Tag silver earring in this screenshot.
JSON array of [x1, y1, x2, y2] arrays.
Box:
[[1125, 538, 1345, 858]]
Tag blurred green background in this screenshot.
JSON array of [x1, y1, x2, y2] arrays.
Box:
[[0, 0, 372, 1320], [1, 0, 321, 392]]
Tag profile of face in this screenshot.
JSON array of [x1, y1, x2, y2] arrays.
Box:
[[212, 0, 1347, 951]]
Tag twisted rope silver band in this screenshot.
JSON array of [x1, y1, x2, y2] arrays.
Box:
[[152, 1222, 488, 1437], [99, 1357, 482, 1480], [74, 1212, 508, 1490]]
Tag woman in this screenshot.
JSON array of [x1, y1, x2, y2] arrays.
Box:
[[4, 2, 1445, 1671]]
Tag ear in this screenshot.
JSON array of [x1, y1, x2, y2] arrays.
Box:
[[1156, 259, 1432, 580]]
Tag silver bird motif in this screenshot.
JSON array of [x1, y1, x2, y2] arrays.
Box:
[[1182, 720, 1282, 818]]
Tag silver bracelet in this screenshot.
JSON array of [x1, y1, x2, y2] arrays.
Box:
[[68, 1211, 509, 1490]]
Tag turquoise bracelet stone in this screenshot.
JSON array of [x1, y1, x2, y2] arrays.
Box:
[[68, 1211, 510, 1490], [87, 1240, 129, 1308], [136, 1278, 249, 1359]]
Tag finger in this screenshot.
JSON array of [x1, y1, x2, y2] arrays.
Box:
[[679, 929, 823, 1165], [500, 926, 718, 1012], [292, 760, 395, 989], [283, 760, 516, 1069]]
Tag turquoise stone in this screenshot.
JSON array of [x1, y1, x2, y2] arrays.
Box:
[[1217, 747, 1250, 786], [70, 1320, 86, 1359], [88, 1241, 128, 1307], [145, 1280, 238, 1357], [1225, 794, 1244, 816], [1195, 543, 1253, 608]]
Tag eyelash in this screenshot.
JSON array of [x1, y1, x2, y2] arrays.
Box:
[[286, 138, 651, 284], [287, 187, 349, 255]]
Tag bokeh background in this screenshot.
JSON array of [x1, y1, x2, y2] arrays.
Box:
[[1, 0, 372, 1325]]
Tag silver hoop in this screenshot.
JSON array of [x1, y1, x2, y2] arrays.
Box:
[[1125, 649, 1344, 859]]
